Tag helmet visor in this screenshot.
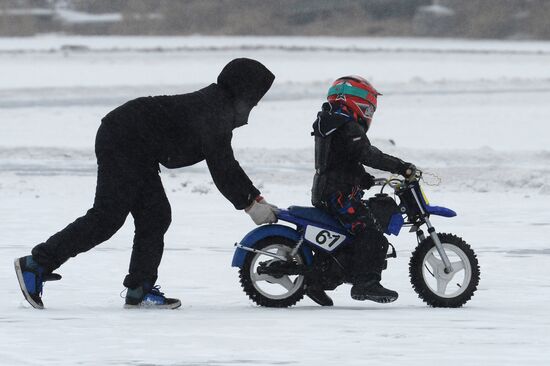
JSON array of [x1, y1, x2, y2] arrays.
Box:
[[357, 102, 376, 120]]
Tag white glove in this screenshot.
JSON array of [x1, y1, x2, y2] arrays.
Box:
[[258, 197, 278, 210], [245, 199, 278, 225]]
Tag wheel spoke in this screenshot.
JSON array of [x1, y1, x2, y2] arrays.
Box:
[[426, 252, 444, 271], [251, 273, 274, 282], [271, 276, 295, 291], [276, 248, 288, 259], [450, 260, 465, 273], [436, 276, 451, 295]]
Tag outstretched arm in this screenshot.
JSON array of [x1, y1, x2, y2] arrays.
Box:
[[340, 121, 410, 175], [203, 132, 260, 210], [349, 124, 415, 177], [360, 143, 407, 175]]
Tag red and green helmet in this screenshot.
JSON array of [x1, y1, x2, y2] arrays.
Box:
[[327, 75, 381, 127]]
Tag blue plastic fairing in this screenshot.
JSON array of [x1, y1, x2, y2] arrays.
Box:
[[231, 224, 313, 268], [425, 205, 457, 217], [286, 206, 343, 229], [386, 213, 404, 236]]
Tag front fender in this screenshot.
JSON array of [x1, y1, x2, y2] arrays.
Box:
[[231, 224, 313, 268], [425, 205, 457, 218]]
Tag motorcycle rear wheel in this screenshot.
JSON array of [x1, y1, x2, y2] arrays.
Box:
[[239, 237, 306, 308], [409, 233, 480, 307]]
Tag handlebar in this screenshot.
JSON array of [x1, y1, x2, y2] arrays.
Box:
[[373, 178, 391, 186], [373, 169, 423, 190]]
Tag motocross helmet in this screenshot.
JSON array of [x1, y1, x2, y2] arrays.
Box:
[[327, 75, 380, 130]]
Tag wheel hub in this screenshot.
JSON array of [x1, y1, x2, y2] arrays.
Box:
[[249, 243, 305, 301], [422, 243, 473, 298]]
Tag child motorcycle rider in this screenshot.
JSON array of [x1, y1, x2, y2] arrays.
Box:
[[309, 76, 416, 306], [14, 58, 279, 309]]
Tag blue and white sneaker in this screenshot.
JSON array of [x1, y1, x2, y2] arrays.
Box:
[[124, 285, 181, 309], [14, 256, 61, 309]]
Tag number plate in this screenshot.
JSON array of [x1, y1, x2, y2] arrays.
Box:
[[304, 226, 347, 252]]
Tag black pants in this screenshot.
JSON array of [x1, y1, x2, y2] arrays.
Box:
[[325, 189, 389, 281], [32, 122, 171, 289]]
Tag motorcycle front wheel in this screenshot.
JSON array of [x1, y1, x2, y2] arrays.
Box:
[[409, 233, 480, 307], [239, 237, 306, 308]]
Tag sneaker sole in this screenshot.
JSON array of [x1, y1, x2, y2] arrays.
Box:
[[351, 293, 398, 304], [14, 258, 44, 310], [123, 300, 182, 310], [306, 293, 334, 307]]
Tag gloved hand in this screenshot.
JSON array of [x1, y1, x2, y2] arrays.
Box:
[[257, 197, 278, 210], [401, 163, 417, 180], [245, 196, 278, 225], [360, 172, 375, 190]]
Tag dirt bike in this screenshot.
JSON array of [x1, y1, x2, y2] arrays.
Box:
[[231, 172, 480, 308]]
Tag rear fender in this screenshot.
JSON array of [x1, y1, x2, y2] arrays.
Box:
[[231, 224, 313, 268]]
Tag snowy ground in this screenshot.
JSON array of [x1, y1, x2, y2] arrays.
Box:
[[0, 36, 549, 365]]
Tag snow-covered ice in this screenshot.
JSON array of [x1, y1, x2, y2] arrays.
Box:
[[0, 36, 549, 365]]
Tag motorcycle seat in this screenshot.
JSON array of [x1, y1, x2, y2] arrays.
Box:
[[287, 206, 343, 229]]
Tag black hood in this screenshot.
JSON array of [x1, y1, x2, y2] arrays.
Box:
[[217, 58, 275, 127]]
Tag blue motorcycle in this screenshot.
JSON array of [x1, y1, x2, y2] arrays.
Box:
[[232, 172, 480, 308]]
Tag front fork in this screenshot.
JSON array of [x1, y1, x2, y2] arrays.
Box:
[[411, 189, 454, 273], [416, 220, 453, 274]]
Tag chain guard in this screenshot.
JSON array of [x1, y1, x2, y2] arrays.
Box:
[[257, 260, 309, 278]]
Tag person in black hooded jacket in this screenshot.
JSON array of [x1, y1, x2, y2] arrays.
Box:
[[14, 58, 278, 310]]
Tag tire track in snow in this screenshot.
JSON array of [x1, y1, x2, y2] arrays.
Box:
[[2, 81, 550, 108], [1, 146, 548, 193]]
